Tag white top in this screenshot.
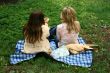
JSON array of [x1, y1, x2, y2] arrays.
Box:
[[22, 25, 50, 54], [57, 21, 80, 47]]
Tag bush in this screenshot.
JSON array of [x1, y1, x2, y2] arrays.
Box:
[[0, 0, 19, 4]]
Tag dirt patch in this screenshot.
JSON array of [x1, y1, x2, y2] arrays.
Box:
[[81, 31, 94, 44], [3, 65, 25, 73], [102, 27, 110, 42], [83, 26, 110, 43], [93, 54, 108, 62], [82, 35, 93, 44]]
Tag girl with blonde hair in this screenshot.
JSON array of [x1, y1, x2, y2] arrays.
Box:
[[57, 7, 80, 47]]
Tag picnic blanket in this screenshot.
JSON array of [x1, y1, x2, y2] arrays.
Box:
[[10, 37, 92, 67]]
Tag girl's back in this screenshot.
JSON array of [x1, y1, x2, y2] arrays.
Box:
[[24, 25, 50, 53], [57, 21, 80, 47], [57, 7, 80, 47], [22, 11, 51, 54]]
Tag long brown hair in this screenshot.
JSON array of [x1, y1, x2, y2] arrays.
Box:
[[61, 7, 80, 33], [23, 11, 45, 44]]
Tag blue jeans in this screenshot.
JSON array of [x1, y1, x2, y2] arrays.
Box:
[[48, 26, 58, 48]]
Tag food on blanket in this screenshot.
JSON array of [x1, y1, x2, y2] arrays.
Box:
[[66, 44, 90, 51], [50, 45, 70, 58], [48, 48, 52, 54], [66, 44, 98, 54], [68, 49, 79, 54], [84, 44, 99, 52], [86, 44, 99, 48]]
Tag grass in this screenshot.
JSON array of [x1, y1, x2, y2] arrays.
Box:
[[0, 0, 110, 73]]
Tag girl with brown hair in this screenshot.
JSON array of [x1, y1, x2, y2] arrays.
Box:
[[22, 11, 51, 54]]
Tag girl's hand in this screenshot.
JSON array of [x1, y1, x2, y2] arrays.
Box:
[[44, 17, 49, 23]]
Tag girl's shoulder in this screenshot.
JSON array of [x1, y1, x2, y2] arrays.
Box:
[[42, 25, 50, 31], [74, 21, 80, 32], [74, 21, 80, 25], [74, 21, 80, 28], [57, 23, 65, 29], [42, 25, 49, 28]]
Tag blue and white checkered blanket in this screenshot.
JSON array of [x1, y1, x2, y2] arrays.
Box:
[[10, 37, 92, 67]]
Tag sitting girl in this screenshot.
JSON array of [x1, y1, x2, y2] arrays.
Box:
[[56, 7, 97, 54], [21, 11, 51, 54], [57, 7, 80, 47]]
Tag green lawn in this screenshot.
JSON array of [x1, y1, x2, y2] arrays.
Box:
[[0, 0, 110, 73]]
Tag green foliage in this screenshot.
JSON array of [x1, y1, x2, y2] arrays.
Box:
[[0, 0, 110, 73]]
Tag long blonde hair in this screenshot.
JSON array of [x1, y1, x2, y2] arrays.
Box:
[[61, 7, 80, 33]]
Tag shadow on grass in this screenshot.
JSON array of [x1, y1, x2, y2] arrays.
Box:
[[0, 0, 19, 4], [2, 52, 55, 72], [0, 0, 25, 4]]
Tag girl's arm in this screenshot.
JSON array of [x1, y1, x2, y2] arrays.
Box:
[[42, 25, 50, 38], [45, 26, 50, 37], [56, 25, 61, 41], [74, 21, 81, 44], [74, 33, 79, 44], [43, 17, 50, 37], [44, 17, 49, 26], [75, 21, 80, 32]]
